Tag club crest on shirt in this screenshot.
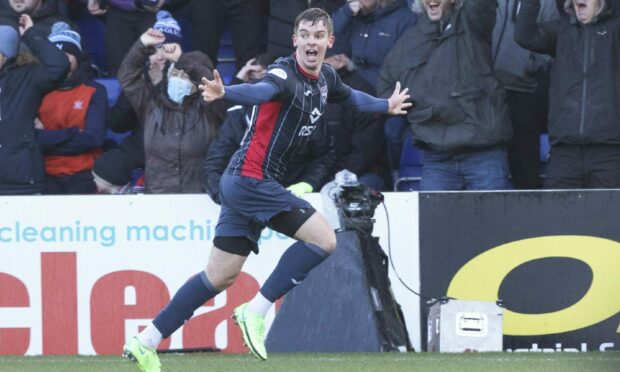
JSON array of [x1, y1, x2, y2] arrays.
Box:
[[320, 85, 327, 105], [73, 100, 83, 110], [269, 68, 288, 80]]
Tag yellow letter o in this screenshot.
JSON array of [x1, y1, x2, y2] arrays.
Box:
[[447, 236, 620, 335]]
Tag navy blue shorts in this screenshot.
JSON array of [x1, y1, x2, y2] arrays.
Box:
[[214, 175, 315, 254]]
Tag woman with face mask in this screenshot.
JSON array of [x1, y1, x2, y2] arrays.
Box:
[[117, 25, 226, 193]]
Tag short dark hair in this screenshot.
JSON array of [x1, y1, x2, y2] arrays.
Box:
[[294, 8, 333, 35]]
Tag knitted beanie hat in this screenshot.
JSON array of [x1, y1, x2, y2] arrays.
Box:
[[153, 10, 182, 45], [48, 22, 82, 59], [0, 25, 19, 60]]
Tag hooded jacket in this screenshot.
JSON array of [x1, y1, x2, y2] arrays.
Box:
[[377, 0, 512, 152], [515, 0, 620, 146], [332, 0, 416, 88], [0, 27, 69, 194], [118, 40, 225, 193]]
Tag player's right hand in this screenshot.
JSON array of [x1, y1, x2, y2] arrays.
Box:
[[199, 70, 225, 102]]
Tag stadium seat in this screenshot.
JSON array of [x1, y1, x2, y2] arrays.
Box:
[[95, 78, 129, 145], [95, 78, 122, 107], [540, 133, 550, 179], [74, 19, 107, 73], [394, 136, 423, 191], [216, 29, 236, 84]]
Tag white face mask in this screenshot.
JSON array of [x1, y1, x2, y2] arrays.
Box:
[[167, 76, 194, 104]]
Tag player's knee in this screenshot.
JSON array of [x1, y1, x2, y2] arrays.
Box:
[[316, 231, 337, 254], [204, 266, 239, 291]]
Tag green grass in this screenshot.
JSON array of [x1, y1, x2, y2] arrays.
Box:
[[0, 352, 618, 372]]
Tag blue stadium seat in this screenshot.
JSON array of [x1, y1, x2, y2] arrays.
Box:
[[95, 78, 129, 145], [540, 133, 550, 178], [216, 28, 236, 84], [95, 78, 122, 107], [394, 137, 423, 191], [74, 19, 107, 73], [216, 62, 236, 84]]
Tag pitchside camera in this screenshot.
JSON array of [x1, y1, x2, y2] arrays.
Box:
[[334, 183, 383, 234]]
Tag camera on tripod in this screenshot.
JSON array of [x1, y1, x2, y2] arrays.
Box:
[[331, 172, 383, 234]]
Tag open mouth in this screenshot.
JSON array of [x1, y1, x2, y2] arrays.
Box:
[[428, 1, 440, 12], [306, 49, 318, 58]]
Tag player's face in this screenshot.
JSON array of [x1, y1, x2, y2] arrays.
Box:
[[292, 20, 335, 75]]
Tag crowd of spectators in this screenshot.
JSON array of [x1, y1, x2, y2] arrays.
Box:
[[0, 0, 618, 196]]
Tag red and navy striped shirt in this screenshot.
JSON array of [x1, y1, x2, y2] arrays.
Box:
[[225, 56, 352, 181]]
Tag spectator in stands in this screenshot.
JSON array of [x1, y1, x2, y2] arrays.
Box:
[[330, 0, 415, 176], [0, 0, 67, 32], [515, 0, 620, 188], [0, 0, 94, 75], [230, 53, 276, 85], [36, 22, 106, 194], [0, 15, 69, 195], [118, 28, 226, 193], [92, 11, 182, 193], [268, 0, 345, 57], [87, 0, 166, 75], [189, 0, 266, 71], [378, 0, 513, 191], [331, 0, 415, 88], [202, 105, 335, 204], [492, 0, 558, 189], [324, 53, 390, 190]]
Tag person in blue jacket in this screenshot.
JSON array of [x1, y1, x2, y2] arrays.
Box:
[[0, 15, 69, 195], [331, 0, 416, 89]]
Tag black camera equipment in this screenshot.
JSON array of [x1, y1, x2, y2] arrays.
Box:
[[334, 183, 384, 234]]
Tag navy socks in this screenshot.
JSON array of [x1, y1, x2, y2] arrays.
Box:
[[153, 271, 220, 338], [260, 241, 329, 302]]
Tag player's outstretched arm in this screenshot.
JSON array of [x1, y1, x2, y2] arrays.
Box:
[[346, 83, 412, 115], [387, 82, 412, 115], [200, 71, 279, 105]]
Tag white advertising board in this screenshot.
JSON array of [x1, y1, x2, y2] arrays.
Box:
[[0, 193, 420, 355]]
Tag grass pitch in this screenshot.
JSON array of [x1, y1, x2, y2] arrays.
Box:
[[0, 352, 617, 372]]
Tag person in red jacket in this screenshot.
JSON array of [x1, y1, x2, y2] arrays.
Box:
[[36, 22, 107, 194]]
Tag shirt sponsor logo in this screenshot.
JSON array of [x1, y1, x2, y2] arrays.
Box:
[[309, 107, 322, 124]]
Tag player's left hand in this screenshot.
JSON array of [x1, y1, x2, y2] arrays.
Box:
[[387, 82, 412, 115], [287, 182, 313, 197], [199, 69, 225, 102]]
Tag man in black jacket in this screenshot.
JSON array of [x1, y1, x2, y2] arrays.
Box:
[[0, 14, 69, 194], [515, 0, 620, 188], [378, 0, 513, 191]]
